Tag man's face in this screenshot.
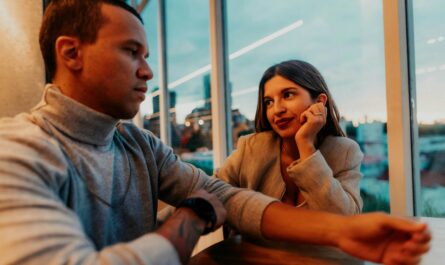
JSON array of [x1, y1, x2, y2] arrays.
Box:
[[79, 3, 152, 119]]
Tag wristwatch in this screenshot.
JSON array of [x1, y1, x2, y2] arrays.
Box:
[[177, 197, 217, 235]]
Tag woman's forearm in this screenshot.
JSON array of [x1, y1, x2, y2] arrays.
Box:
[[261, 202, 343, 246]]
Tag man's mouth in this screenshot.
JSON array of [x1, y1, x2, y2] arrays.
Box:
[[134, 86, 148, 93]]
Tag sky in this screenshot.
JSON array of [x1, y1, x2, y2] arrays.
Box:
[[138, 0, 445, 125]]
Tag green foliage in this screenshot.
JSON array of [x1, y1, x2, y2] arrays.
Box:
[[421, 200, 445, 217], [361, 189, 390, 213]]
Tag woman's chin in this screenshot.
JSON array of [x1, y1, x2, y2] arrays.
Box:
[[275, 130, 297, 140]]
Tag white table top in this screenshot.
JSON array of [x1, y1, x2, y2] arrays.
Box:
[[420, 217, 445, 265]]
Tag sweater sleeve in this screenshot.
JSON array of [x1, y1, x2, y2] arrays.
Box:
[[0, 124, 180, 265], [149, 132, 276, 239], [286, 139, 363, 215]]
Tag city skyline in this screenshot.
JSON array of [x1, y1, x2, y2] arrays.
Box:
[[139, 0, 444, 126]]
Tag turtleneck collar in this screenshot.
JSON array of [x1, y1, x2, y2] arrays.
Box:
[[32, 84, 119, 146]]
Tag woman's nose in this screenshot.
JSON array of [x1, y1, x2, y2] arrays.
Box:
[[273, 100, 286, 114]]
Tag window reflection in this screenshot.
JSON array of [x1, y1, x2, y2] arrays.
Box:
[[163, 0, 213, 174], [139, 0, 160, 137], [226, 0, 389, 212], [412, 0, 445, 217]]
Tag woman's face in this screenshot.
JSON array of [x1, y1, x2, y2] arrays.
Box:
[[264, 75, 315, 139]]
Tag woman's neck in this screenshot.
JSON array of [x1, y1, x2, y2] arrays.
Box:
[[281, 137, 299, 160]]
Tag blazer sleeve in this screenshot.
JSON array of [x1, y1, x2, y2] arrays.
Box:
[[214, 135, 248, 186], [286, 140, 363, 215]]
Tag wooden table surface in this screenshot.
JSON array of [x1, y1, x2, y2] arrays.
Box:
[[188, 217, 444, 265]]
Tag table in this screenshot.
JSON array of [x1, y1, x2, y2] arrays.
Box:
[[188, 217, 444, 265], [189, 235, 363, 265], [420, 217, 444, 265]]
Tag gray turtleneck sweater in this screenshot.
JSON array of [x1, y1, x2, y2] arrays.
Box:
[[0, 85, 275, 265]]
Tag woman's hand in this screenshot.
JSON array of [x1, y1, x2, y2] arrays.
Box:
[[336, 213, 431, 265], [295, 102, 327, 159]]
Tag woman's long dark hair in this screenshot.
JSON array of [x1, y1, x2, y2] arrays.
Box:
[[254, 60, 345, 146]]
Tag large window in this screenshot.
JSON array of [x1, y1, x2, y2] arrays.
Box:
[[140, 0, 160, 137], [226, 0, 389, 212], [164, 0, 213, 174], [146, 0, 443, 217], [411, 0, 445, 217]]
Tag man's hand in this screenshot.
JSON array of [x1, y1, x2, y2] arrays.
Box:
[[156, 190, 226, 264], [337, 213, 431, 265]]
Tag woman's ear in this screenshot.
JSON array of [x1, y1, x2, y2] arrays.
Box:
[[55, 36, 83, 71], [316, 93, 328, 105]]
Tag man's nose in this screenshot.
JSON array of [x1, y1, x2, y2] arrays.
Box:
[[137, 60, 153, 81]]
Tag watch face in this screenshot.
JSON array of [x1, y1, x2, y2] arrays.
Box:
[[179, 197, 217, 234]]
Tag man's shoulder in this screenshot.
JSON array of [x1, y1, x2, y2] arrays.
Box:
[[0, 113, 66, 158], [0, 113, 49, 140]]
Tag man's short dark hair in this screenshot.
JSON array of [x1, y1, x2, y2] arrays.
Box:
[[40, 0, 143, 80]]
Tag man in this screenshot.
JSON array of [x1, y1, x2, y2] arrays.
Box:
[[0, 1, 430, 264]]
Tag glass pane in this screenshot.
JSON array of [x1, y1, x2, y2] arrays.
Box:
[[412, 0, 445, 217], [165, 0, 213, 175], [226, 0, 389, 212], [139, 1, 160, 136]]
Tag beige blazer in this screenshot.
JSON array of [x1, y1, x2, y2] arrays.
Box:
[[216, 131, 363, 214]]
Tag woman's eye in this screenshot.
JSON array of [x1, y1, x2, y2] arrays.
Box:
[[264, 100, 273, 107], [283, 92, 294, 98]]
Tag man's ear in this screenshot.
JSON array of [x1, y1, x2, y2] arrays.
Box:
[[316, 93, 328, 105], [55, 36, 83, 71]]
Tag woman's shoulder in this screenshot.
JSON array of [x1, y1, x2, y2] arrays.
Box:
[[322, 135, 359, 149], [320, 136, 363, 165], [320, 136, 362, 157], [238, 131, 279, 148]]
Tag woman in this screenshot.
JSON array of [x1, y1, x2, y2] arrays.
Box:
[[217, 60, 362, 214]]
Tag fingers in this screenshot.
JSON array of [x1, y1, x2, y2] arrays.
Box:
[[301, 103, 327, 122], [381, 219, 431, 265], [401, 230, 431, 255], [385, 255, 422, 265], [308, 103, 327, 120], [381, 215, 428, 234]]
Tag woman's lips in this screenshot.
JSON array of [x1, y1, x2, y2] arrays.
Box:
[[275, 117, 294, 129]]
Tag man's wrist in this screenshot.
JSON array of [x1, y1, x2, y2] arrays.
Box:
[[175, 207, 207, 232], [177, 197, 217, 235]]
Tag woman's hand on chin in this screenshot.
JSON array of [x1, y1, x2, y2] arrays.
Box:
[[295, 102, 327, 158]]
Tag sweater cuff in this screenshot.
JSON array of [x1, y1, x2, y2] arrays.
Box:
[[226, 190, 278, 239], [287, 150, 333, 191], [128, 233, 181, 265]]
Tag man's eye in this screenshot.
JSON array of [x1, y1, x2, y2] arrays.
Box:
[[126, 48, 138, 56]]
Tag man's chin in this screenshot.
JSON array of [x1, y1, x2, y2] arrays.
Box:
[[110, 107, 140, 121]]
